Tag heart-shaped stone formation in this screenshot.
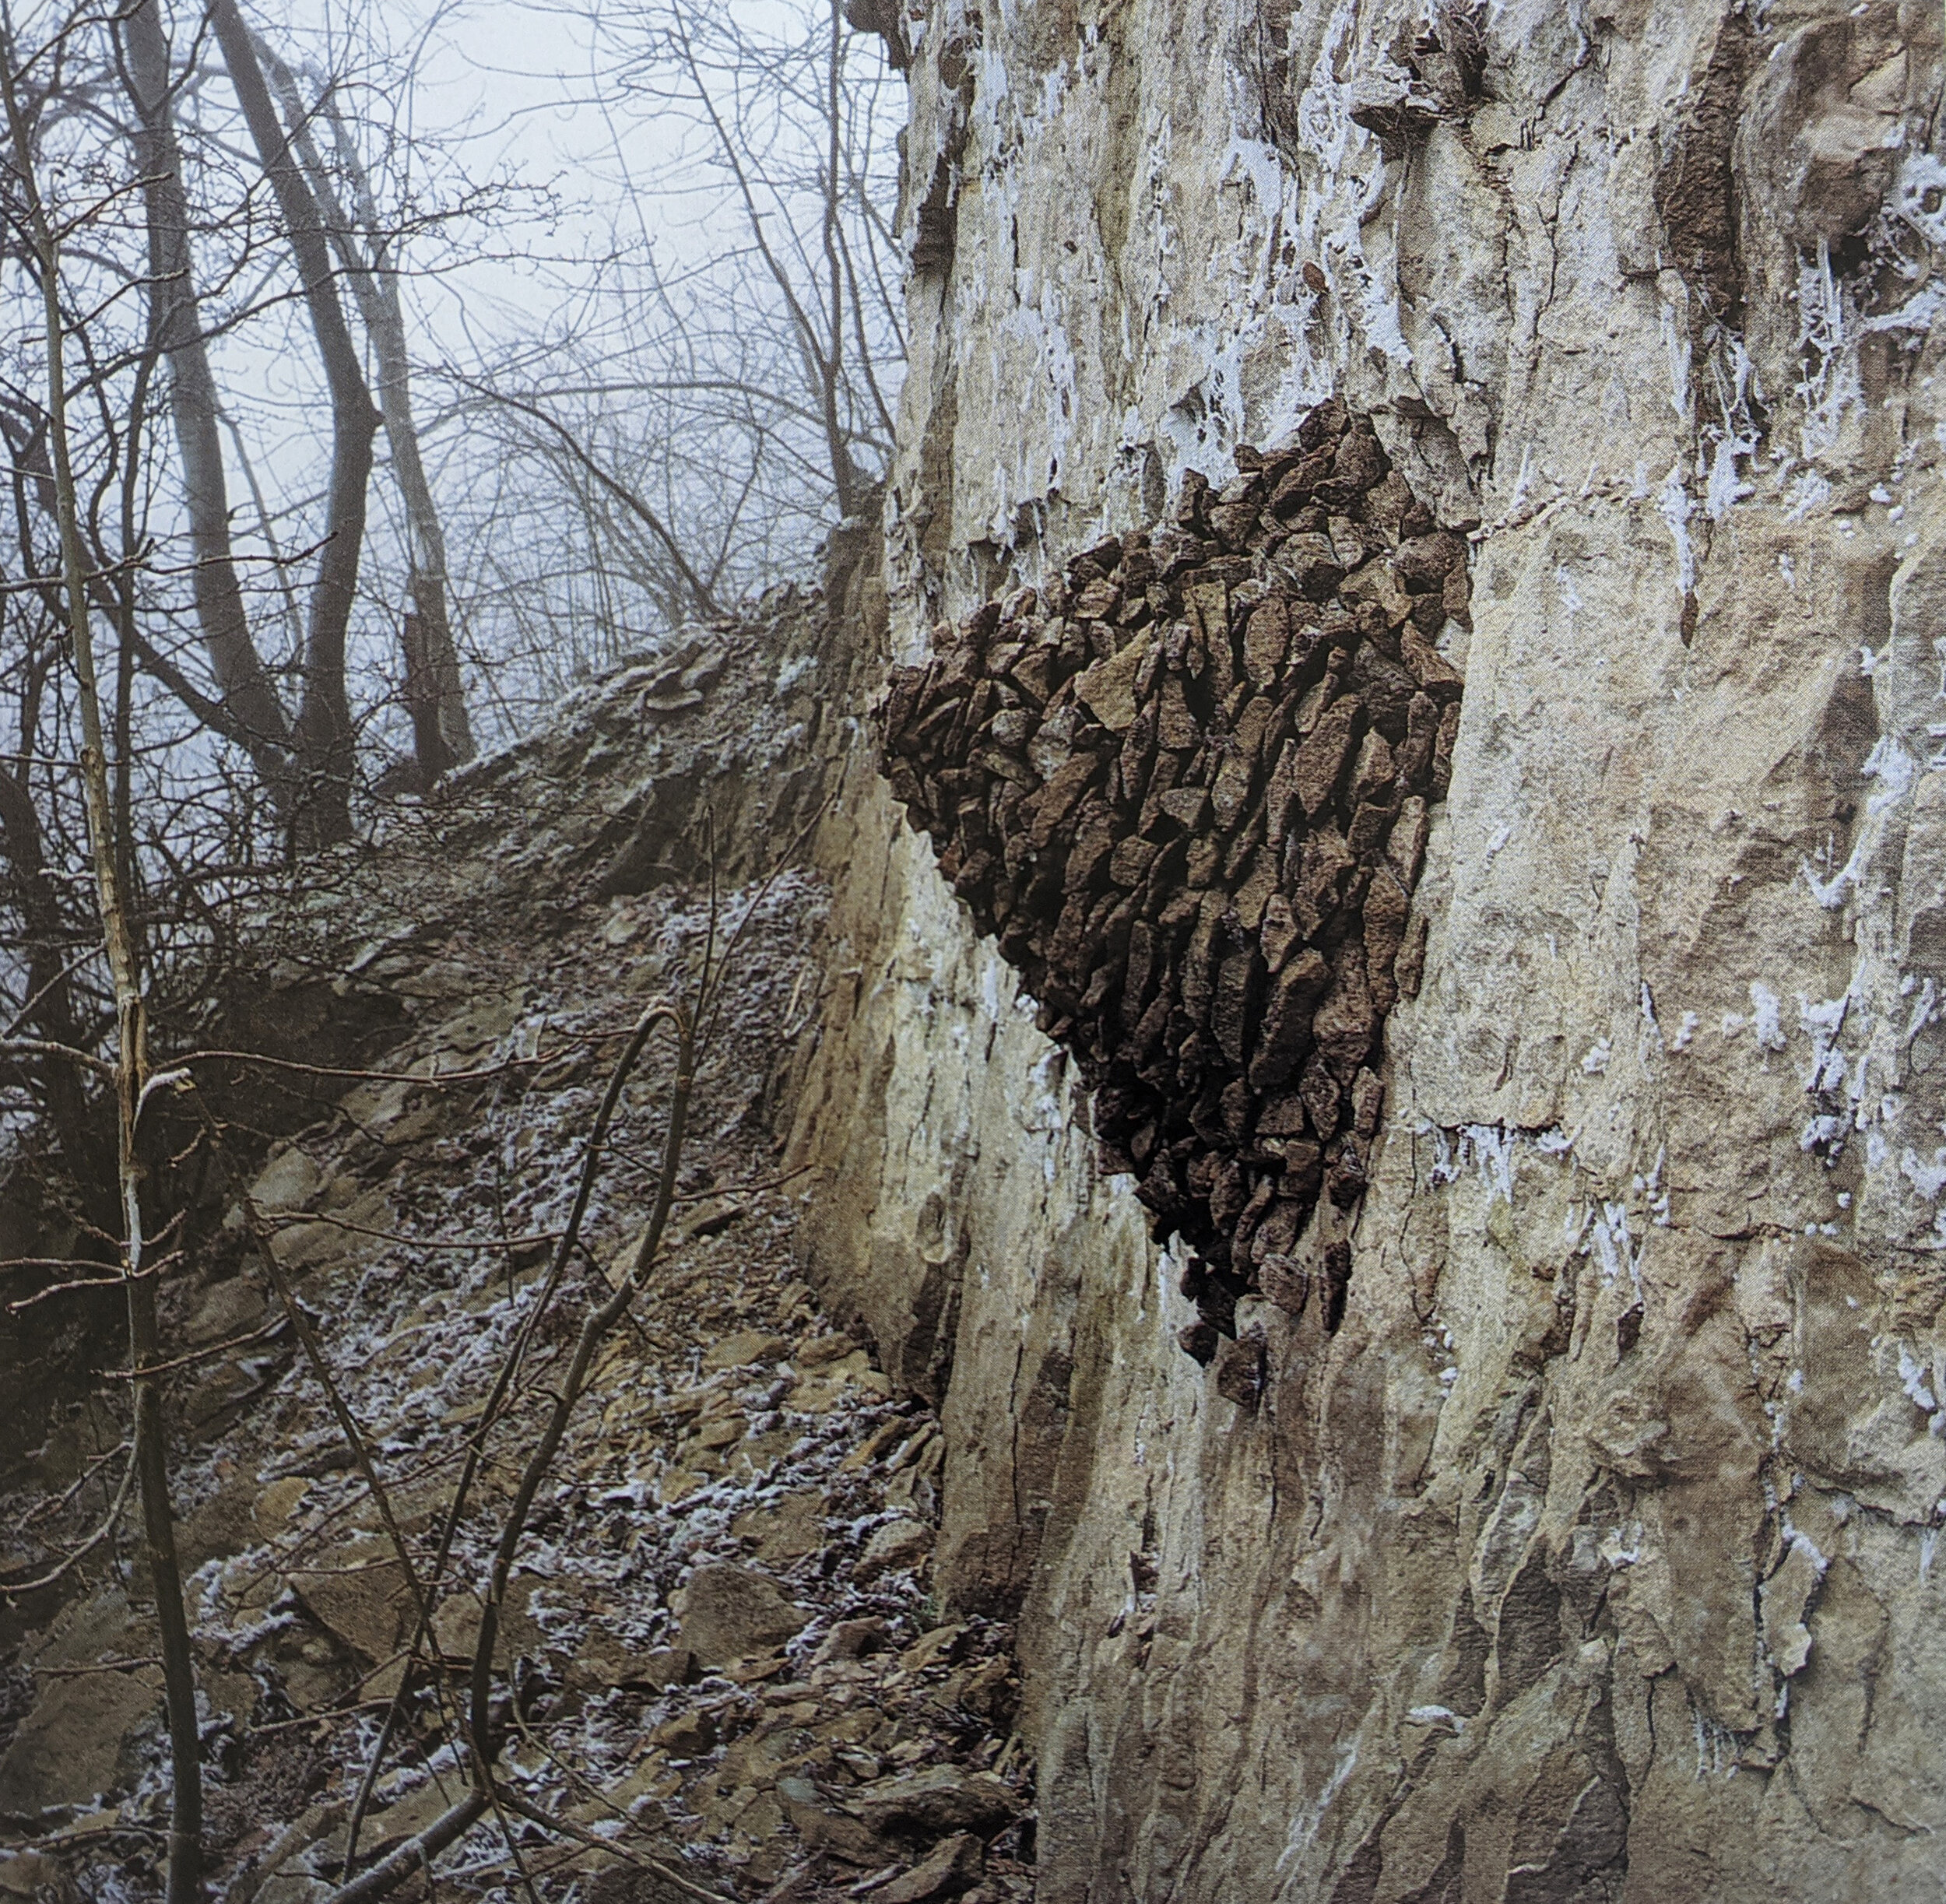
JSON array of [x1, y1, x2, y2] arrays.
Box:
[[881, 399, 1470, 1364]]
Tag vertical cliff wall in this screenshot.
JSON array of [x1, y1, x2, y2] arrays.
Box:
[[790, 2, 1946, 1895]]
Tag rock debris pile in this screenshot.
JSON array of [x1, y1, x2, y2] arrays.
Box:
[[882, 400, 1470, 1360], [0, 558, 1034, 1904]]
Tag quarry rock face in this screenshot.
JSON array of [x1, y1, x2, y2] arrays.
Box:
[[791, 1, 1946, 1897]]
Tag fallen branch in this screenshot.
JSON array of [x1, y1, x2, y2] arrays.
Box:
[[342, 995, 689, 1872], [466, 1003, 694, 1772], [321, 1791, 490, 1904], [260, 1210, 564, 1252], [187, 1088, 442, 1725], [174, 1045, 565, 1086], [490, 1783, 739, 1904]]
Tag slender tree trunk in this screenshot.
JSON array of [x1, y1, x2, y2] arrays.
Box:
[[251, 47, 473, 776], [210, 0, 379, 848], [118, 0, 294, 804], [0, 769, 109, 1206], [821, 0, 862, 518], [0, 42, 203, 1902]]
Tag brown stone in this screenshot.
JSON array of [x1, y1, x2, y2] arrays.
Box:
[[1024, 752, 1101, 849], [1065, 797, 1119, 894], [1396, 912, 1430, 999], [1393, 531, 1466, 592], [1211, 701, 1270, 827], [856, 1765, 1021, 1843], [1262, 738, 1304, 855], [1277, 532, 1345, 600], [1340, 557, 1412, 626], [1257, 1091, 1308, 1136], [1312, 948, 1376, 1082], [1326, 428, 1386, 499], [777, 1779, 889, 1865], [1386, 799, 1429, 888], [1075, 634, 1150, 730], [649, 1708, 718, 1756], [1072, 577, 1120, 620], [1351, 729, 1396, 807], [1157, 674, 1200, 748], [1291, 825, 1355, 937], [855, 1518, 934, 1583], [1212, 951, 1258, 1068], [1351, 646, 1417, 739], [676, 1564, 811, 1666], [1364, 867, 1413, 1010], [1291, 695, 1361, 818], [1208, 499, 1261, 549], [1213, 1330, 1266, 1410], [1109, 836, 1159, 886], [1249, 949, 1330, 1091], [879, 1833, 986, 1902], [1259, 1253, 1311, 1316], [1259, 892, 1300, 973], [1326, 1140, 1368, 1209], [1401, 622, 1465, 694], [1146, 792, 1208, 847], [1243, 598, 1290, 687], [1351, 1067, 1386, 1137], [1347, 797, 1395, 859], [1299, 1053, 1342, 1142], [1432, 700, 1461, 796]]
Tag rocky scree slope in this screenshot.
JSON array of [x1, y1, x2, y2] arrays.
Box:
[[0, 557, 1035, 1904]]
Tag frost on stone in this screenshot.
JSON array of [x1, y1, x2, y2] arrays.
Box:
[[1749, 982, 1787, 1052]]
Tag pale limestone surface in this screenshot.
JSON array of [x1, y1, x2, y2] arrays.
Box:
[[793, 1, 1946, 1896]]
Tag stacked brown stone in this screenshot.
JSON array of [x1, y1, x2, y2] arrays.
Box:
[[880, 400, 1468, 1359]]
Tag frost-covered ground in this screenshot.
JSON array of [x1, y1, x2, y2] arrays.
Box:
[[0, 602, 1034, 1903]]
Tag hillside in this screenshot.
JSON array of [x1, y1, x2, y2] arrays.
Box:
[[9, 4, 1946, 1901], [0, 539, 1034, 1904]]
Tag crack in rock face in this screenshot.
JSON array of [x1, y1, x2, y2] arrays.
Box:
[[880, 399, 1469, 1361]]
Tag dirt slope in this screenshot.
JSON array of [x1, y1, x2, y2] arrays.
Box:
[[0, 546, 1031, 1904]]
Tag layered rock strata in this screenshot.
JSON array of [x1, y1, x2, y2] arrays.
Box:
[[880, 401, 1467, 1367], [789, 2, 1946, 1899]]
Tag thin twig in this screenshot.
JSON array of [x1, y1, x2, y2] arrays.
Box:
[[186, 1089, 439, 1680], [94, 1312, 286, 1377], [465, 1003, 695, 1776], [1, 1450, 135, 1595], [174, 1045, 562, 1086], [319, 1792, 490, 1904], [259, 1210, 563, 1252], [343, 997, 684, 1872], [490, 1783, 739, 1904]]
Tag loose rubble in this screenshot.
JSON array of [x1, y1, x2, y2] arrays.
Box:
[[880, 399, 1470, 1361], [0, 551, 1032, 1903]]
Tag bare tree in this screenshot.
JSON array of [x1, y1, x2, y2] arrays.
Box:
[[438, 0, 905, 704], [207, 0, 378, 845], [119, 0, 296, 800], [253, 35, 474, 779], [0, 18, 202, 1898]]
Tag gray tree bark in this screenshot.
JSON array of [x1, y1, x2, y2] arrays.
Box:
[[209, 0, 380, 846], [255, 44, 476, 778], [117, 0, 293, 803]]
